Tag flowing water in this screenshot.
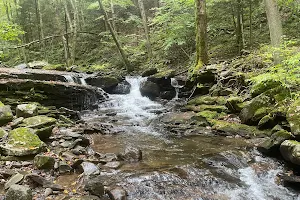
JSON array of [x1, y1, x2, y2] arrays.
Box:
[[81, 77, 300, 200]]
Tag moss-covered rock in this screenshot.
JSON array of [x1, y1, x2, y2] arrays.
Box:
[[239, 94, 271, 125], [188, 95, 227, 106], [150, 69, 175, 79], [16, 104, 38, 118], [211, 120, 268, 138], [258, 130, 293, 155], [0, 102, 13, 126], [20, 116, 56, 141], [280, 140, 300, 165], [287, 98, 300, 138], [0, 128, 8, 138], [252, 107, 273, 122], [0, 127, 45, 156], [196, 111, 226, 121], [258, 114, 276, 130], [185, 105, 228, 113], [225, 96, 244, 113], [33, 154, 55, 169], [85, 75, 120, 92], [251, 79, 282, 97], [142, 68, 158, 77]]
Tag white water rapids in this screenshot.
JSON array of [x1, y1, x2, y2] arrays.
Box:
[[80, 76, 299, 200]]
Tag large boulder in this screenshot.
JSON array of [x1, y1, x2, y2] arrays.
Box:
[[84, 176, 105, 198], [225, 96, 244, 113], [111, 80, 131, 94], [280, 140, 300, 165], [16, 104, 38, 118], [142, 68, 158, 77], [33, 154, 55, 170], [287, 98, 300, 138], [239, 94, 271, 125], [0, 102, 13, 126], [21, 115, 56, 140], [85, 75, 120, 92], [139, 80, 160, 99], [251, 79, 282, 97], [258, 130, 294, 155], [0, 127, 45, 156], [5, 185, 32, 200]]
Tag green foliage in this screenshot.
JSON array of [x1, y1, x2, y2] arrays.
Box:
[[0, 22, 23, 42]]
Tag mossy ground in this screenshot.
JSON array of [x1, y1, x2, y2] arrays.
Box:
[[8, 128, 43, 148]]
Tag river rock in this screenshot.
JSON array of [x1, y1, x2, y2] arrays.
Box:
[[280, 140, 300, 165], [28, 61, 49, 69], [107, 186, 128, 200], [142, 68, 158, 77], [258, 130, 294, 155], [0, 102, 13, 126], [70, 196, 102, 200], [33, 154, 55, 170], [16, 104, 38, 118], [84, 176, 105, 197], [287, 98, 300, 138], [111, 81, 131, 94], [58, 162, 72, 174], [122, 146, 142, 162], [0, 127, 45, 156], [104, 161, 122, 169], [139, 80, 160, 99], [85, 75, 119, 92], [0, 128, 8, 138], [239, 94, 271, 125], [21, 115, 56, 140], [5, 173, 24, 190], [78, 162, 100, 176], [5, 184, 32, 200]]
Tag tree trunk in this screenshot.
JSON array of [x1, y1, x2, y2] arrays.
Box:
[[110, 0, 117, 31], [137, 0, 152, 59], [195, 0, 208, 67], [4, 0, 11, 21], [236, 0, 244, 55], [249, 0, 253, 49], [97, 0, 133, 72], [63, 1, 73, 32], [264, 0, 282, 47], [70, 0, 78, 65]]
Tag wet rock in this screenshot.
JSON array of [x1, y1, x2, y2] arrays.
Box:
[[5, 173, 24, 190], [139, 80, 160, 99], [33, 154, 55, 170], [280, 140, 300, 165], [239, 94, 271, 125], [59, 115, 74, 125], [107, 186, 127, 200], [0, 102, 13, 126], [258, 130, 294, 155], [0, 79, 106, 110], [16, 104, 38, 118], [26, 173, 47, 186], [104, 161, 122, 169], [71, 145, 86, 155], [251, 79, 282, 97], [85, 75, 119, 92], [225, 96, 244, 113], [122, 146, 142, 162], [58, 162, 72, 174], [287, 98, 300, 138], [0, 127, 45, 156], [111, 81, 131, 95], [84, 176, 105, 197], [78, 162, 100, 176], [142, 68, 158, 77], [5, 184, 32, 200]]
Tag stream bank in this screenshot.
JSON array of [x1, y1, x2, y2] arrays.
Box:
[[0, 65, 299, 199]]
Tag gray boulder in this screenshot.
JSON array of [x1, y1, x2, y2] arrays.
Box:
[[16, 104, 38, 118], [84, 176, 105, 197], [280, 140, 300, 165], [0, 102, 13, 126], [5, 184, 32, 200], [139, 80, 160, 99]]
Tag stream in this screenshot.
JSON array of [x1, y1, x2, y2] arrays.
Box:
[[81, 77, 300, 200]]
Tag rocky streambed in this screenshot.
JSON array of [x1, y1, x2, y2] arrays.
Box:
[[0, 67, 299, 200]]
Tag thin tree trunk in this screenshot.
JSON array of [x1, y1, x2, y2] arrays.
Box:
[[97, 0, 133, 72], [70, 0, 78, 65], [264, 0, 282, 46], [63, 1, 73, 32], [249, 0, 253, 49], [4, 0, 11, 21], [110, 0, 117, 31], [137, 0, 152, 59], [236, 0, 243, 55], [195, 0, 208, 67]]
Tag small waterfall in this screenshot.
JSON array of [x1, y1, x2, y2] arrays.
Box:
[[80, 77, 87, 85], [63, 75, 75, 83], [171, 78, 183, 99]]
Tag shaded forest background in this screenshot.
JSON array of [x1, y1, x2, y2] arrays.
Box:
[[0, 0, 299, 73]]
